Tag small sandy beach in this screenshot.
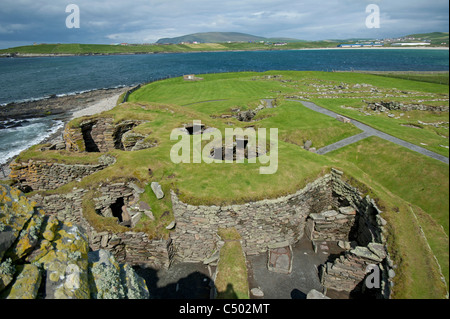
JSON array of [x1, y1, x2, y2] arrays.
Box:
[[70, 88, 130, 120]]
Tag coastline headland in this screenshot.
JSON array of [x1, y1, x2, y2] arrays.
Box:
[[0, 45, 448, 59]]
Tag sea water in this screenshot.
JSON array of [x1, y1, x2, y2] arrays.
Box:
[[0, 49, 448, 165]]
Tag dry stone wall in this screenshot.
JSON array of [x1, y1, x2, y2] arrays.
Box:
[[30, 183, 174, 270], [9, 160, 109, 192], [319, 169, 392, 298], [63, 117, 148, 153], [320, 243, 390, 294], [64, 117, 115, 153], [306, 206, 356, 242], [25, 167, 392, 298], [170, 175, 337, 262]]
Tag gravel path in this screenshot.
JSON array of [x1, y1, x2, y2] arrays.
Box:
[[289, 100, 449, 165]]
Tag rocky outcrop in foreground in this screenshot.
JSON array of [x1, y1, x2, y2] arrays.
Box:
[[0, 184, 149, 299]]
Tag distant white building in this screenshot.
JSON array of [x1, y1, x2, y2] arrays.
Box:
[[338, 43, 383, 48], [183, 74, 203, 81], [391, 43, 431, 46]]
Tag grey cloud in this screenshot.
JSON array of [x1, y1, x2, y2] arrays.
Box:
[[0, 0, 448, 48]]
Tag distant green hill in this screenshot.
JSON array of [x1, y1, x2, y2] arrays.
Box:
[[1, 31, 447, 57], [156, 32, 301, 44], [404, 32, 449, 45]]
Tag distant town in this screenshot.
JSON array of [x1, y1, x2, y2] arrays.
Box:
[[109, 34, 447, 47]]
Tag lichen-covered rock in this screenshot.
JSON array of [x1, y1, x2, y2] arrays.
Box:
[[121, 263, 150, 299], [8, 210, 44, 261], [89, 249, 125, 299], [0, 258, 15, 293], [0, 184, 43, 260], [32, 222, 91, 299], [1, 184, 150, 299], [6, 264, 42, 299], [88, 249, 149, 299]]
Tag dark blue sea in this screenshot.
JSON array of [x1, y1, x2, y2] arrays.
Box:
[[0, 49, 448, 165]]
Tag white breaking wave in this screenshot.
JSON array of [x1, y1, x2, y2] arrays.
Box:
[[0, 118, 64, 165]]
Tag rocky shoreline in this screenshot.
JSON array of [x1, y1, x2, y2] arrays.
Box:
[[0, 86, 132, 179], [0, 87, 131, 121]]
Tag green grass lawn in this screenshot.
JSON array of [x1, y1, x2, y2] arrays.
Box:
[[12, 71, 449, 299], [312, 97, 449, 157], [369, 72, 449, 85], [328, 136, 449, 296], [215, 228, 249, 299]]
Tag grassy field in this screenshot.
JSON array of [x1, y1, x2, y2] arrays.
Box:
[[365, 72, 450, 85], [8, 70, 449, 298], [328, 136, 449, 297]]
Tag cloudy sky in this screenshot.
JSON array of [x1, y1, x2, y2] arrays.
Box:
[[0, 0, 448, 48]]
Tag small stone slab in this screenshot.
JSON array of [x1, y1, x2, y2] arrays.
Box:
[[304, 140, 312, 150], [350, 246, 383, 262], [338, 240, 351, 250], [251, 288, 264, 297], [368, 242, 387, 260], [339, 206, 356, 215], [307, 289, 330, 299], [151, 182, 164, 199], [144, 210, 155, 221], [138, 201, 151, 211], [267, 245, 293, 275], [166, 221, 176, 230], [321, 210, 338, 218], [131, 212, 142, 228], [309, 213, 325, 221], [267, 241, 290, 250]]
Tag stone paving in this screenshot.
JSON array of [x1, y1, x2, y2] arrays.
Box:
[[135, 262, 213, 299], [247, 237, 341, 299], [267, 243, 293, 275]]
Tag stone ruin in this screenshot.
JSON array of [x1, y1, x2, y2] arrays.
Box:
[[177, 122, 211, 135], [234, 99, 277, 122], [9, 154, 116, 192], [6, 141, 395, 300], [364, 100, 449, 113], [93, 182, 153, 229], [209, 136, 266, 161], [170, 168, 393, 299], [63, 117, 156, 153]]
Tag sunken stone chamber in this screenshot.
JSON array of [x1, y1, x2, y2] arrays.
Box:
[[63, 117, 151, 153], [30, 181, 174, 269], [210, 138, 266, 161], [170, 175, 337, 261], [170, 169, 392, 298]]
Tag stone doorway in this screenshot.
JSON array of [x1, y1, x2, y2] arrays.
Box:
[[81, 121, 100, 152]]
